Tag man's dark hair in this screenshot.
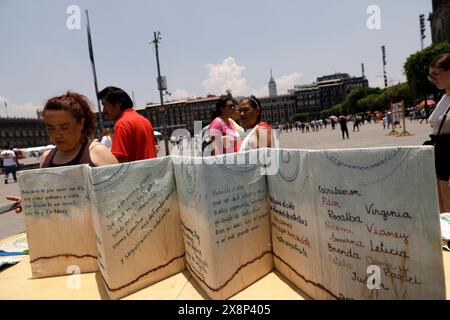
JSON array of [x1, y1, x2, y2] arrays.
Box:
[[211, 95, 233, 120], [98, 86, 134, 111]]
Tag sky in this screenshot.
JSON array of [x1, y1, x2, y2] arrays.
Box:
[[0, 0, 433, 118]]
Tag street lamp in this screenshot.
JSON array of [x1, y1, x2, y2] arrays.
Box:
[[149, 31, 170, 156]]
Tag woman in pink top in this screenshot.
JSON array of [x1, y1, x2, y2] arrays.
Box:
[[208, 95, 238, 155]]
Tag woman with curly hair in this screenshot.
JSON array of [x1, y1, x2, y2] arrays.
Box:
[[39, 91, 118, 168], [7, 91, 118, 212]]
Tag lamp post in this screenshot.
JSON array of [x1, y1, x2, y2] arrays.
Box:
[[149, 31, 170, 156], [3, 99, 8, 118], [419, 14, 426, 50]]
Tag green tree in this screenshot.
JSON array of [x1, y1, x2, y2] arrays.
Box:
[[292, 112, 310, 122], [320, 109, 333, 119], [321, 104, 344, 118], [357, 94, 382, 112], [382, 82, 414, 107], [342, 87, 382, 114], [404, 42, 450, 101]]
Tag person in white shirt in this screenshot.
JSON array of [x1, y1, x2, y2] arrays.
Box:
[[1, 147, 19, 184], [428, 53, 450, 213], [100, 128, 113, 149]]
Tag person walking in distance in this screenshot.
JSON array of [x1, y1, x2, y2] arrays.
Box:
[[339, 116, 349, 140]]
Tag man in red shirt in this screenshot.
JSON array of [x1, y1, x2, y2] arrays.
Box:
[[99, 86, 157, 162]]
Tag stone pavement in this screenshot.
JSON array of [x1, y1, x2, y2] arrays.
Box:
[[0, 120, 433, 239], [278, 119, 430, 150]]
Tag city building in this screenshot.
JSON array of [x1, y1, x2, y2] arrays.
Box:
[[0, 118, 50, 148], [268, 70, 277, 97], [430, 0, 450, 43], [259, 94, 296, 124], [146, 96, 221, 135], [141, 72, 368, 133], [289, 73, 368, 119]]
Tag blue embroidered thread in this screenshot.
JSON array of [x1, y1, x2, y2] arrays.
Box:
[[321, 148, 402, 171]]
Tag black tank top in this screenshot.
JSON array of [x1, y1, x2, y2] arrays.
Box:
[[42, 139, 94, 168]]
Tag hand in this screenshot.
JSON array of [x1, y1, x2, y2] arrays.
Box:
[[6, 196, 22, 214]]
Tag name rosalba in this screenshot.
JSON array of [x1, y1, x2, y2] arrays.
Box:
[[328, 210, 362, 224]]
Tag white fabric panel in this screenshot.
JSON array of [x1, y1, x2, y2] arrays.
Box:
[[173, 150, 273, 299], [269, 147, 445, 299], [88, 156, 185, 299], [19, 165, 98, 278]]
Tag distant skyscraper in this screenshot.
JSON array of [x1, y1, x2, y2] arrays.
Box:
[[268, 70, 277, 97]]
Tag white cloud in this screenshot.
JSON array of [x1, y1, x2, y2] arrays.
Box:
[[0, 97, 42, 118], [203, 57, 251, 96], [369, 78, 386, 89], [202, 57, 303, 98], [275, 72, 302, 95], [170, 89, 192, 101]]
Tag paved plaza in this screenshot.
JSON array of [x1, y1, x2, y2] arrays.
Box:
[[0, 120, 433, 239]]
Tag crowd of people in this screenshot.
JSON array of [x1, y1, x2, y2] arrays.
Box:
[[2, 53, 450, 214]]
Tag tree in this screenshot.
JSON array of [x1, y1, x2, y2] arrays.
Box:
[[321, 104, 344, 118], [342, 87, 382, 114], [404, 42, 450, 101], [292, 112, 310, 122], [357, 94, 381, 112], [380, 83, 414, 109]]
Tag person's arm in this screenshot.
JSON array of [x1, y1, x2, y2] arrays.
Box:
[[8, 151, 51, 215], [5, 196, 22, 214], [209, 120, 225, 155], [89, 141, 119, 166], [256, 126, 272, 149]]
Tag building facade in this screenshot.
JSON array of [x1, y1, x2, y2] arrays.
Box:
[[0, 118, 50, 148], [140, 73, 368, 134], [289, 73, 368, 119], [430, 0, 450, 43], [259, 94, 296, 124], [146, 96, 221, 135]]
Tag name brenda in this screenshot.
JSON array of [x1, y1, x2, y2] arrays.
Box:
[[327, 243, 361, 260]]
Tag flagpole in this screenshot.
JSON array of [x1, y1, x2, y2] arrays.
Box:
[[85, 10, 103, 137]]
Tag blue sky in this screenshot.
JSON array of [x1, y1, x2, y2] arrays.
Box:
[[0, 0, 433, 117]]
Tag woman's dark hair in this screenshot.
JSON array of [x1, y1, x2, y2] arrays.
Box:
[[43, 91, 96, 138], [430, 53, 450, 70], [98, 86, 134, 111], [211, 95, 233, 120], [242, 95, 262, 122]]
